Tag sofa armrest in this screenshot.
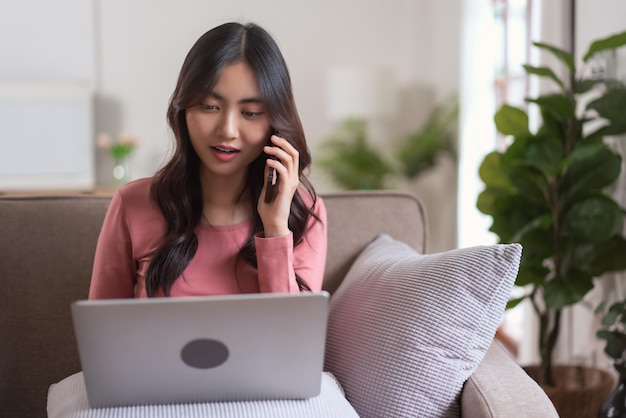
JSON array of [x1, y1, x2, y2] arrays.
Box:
[[461, 341, 559, 417]]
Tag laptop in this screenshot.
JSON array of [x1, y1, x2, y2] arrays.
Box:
[[71, 291, 329, 408]]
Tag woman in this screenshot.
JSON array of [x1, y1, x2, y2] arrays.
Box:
[[89, 22, 327, 299]]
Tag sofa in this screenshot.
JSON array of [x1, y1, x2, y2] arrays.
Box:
[[0, 190, 559, 417]]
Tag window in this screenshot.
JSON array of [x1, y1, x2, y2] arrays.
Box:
[[493, 0, 533, 149]]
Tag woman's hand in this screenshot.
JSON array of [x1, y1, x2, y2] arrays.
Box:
[[258, 134, 299, 237]]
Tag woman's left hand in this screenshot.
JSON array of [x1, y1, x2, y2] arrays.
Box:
[[258, 134, 299, 237]]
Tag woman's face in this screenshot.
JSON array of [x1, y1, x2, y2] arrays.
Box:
[[185, 62, 271, 181]]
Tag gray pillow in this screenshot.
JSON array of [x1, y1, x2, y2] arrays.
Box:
[[324, 234, 521, 418]]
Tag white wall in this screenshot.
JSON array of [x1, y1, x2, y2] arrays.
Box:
[[0, 0, 96, 189], [0, 0, 95, 80]]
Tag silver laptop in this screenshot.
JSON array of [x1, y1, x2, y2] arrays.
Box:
[[71, 292, 329, 408]]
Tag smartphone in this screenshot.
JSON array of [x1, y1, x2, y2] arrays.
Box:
[[264, 129, 280, 203]]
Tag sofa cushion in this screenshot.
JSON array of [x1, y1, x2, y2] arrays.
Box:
[[47, 371, 359, 418], [324, 234, 521, 418]]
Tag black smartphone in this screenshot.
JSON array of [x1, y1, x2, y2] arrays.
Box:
[[264, 129, 280, 203]]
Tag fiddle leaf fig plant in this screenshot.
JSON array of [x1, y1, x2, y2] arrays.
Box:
[[477, 30, 626, 387]]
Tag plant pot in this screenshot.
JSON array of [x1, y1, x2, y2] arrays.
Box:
[[524, 365, 616, 418]]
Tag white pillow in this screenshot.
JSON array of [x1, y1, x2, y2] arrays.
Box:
[[47, 371, 359, 418], [324, 234, 521, 418]]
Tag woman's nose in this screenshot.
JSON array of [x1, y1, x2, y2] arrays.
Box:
[[217, 110, 238, 139]]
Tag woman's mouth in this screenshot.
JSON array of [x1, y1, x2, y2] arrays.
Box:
[[211, 145, 240, 162]]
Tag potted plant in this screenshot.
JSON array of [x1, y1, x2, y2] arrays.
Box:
[[319, 99, 458, 191], [597, 299, 626, 417], [318, 118, 395, 190], [395, 98, 458, 180], [477, 30, 626, 416]]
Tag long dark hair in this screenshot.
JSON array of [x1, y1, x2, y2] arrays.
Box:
[[145, 22, 318, 296]]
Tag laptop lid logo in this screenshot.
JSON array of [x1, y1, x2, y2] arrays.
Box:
[[181, 338, 229, 369]]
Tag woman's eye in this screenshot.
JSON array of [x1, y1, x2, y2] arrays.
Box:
[[200, 104, 218, 111], [242, 111, 262, 118]]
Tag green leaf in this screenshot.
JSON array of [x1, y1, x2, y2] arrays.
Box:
[[486, 198, 528, 242], [476, 189, 499, 216], [598, 330, 626, 359], [544, 275, 594, 308], [574, 79, 600, 95], [533, 42, 575, 72], [516, 261, 550, 287], [526, 94, 575, 122], [601, 301, 626, 327], [582, 236, 626, 275], [511, 214, 552, 243], [508, 163, 548, 203], [596, 329, 611, 341], [507, 296, 526, 310], [478, 152, 512, 188], [587, 88, 626, 123], [523, 65, 565, 90], [519, 134, 565, 177], [583, 30, 626, 62], [518, 228, 555, 259], [494, 105, 530, 136], [601, 312, 620, 327], [561, 142, 622, 202], [502, 133, 564, 179], [485, 191, 549, 243], [563, 195, 622, 242], [535, 107, 569, 141], [501, 134, 531, 165]]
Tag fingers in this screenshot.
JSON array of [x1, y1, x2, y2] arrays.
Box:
[[257, 135, 300, 236], [263, 135, 299, 187], [265, 135, 299, 166]]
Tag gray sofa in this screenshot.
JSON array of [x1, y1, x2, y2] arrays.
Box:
[[0, 190, 558, 417]]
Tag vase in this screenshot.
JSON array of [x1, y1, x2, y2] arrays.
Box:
[[112, 158, 131, 186], [600, 377, 626, 418]]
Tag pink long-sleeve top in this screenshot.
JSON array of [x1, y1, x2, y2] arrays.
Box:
[[88, 178, 327, 299]]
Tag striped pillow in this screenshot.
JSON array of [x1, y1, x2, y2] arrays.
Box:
[[47, 371, 359, 418], [324, 234, 521, 418]]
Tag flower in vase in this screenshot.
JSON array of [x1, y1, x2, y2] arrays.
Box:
[[97, 132, 140, 185], [97, 132, 139, 160]]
